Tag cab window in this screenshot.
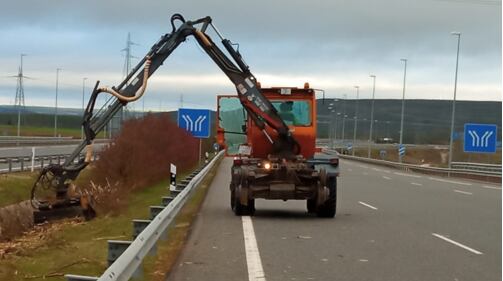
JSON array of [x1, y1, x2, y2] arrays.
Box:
[[271, 100, 311, 126]]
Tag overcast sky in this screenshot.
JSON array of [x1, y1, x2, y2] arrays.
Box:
[[0, 0, 500, 111]]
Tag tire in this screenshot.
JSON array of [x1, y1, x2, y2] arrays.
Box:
[[233, 185, 254, 216], [317, 177, 337, 218], [230, 184, 236, 210], [307, 199, 316, 213]]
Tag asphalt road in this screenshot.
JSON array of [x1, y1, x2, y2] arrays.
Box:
[[168, 157, 501, 281]]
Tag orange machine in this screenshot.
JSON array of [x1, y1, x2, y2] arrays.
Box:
[[217, 83, 339, 217]]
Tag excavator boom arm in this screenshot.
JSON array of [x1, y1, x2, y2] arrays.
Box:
[[31, 14, 298, 221]]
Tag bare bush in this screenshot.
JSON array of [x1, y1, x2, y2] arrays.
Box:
[[86, 113, 199, 213]]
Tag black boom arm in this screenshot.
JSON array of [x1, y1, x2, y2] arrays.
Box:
[[31, 14, 298, 209]]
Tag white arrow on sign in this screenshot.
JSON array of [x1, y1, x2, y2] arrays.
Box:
[[468, 130, 494, 148], [182, 115, 193, 131], [182, 114, 206, 132]]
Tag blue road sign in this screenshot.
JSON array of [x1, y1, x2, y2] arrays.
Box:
[[398, 144, 406, 156], [464, 123, 497, 153], [178, 108, 211, 138], [347, 143, 353, 150]]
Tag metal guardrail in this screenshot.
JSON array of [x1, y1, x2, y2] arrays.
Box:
[[0, 153, 99, 173], [65, 150, 224, 281], [0, 137, 111, 146], [325, 149, 501, 178], [451, 162, 502, 174]]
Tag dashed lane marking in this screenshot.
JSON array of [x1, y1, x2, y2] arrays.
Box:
[[411, 182, 423, 186], [432, 233, 483, 255], [481, 185, 502, 190], [427, 177, 472, 186], [394, 172, 422, 178], [358, 201, 378, 210], [453, 189, 473, 195], [382, 176, 391, 180]]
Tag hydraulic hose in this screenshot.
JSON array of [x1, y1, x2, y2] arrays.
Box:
[[97, 57, 151, 102]]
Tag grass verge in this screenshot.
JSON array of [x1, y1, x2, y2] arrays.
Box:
[[0, 172, 36, 207], [0, 157, 221, 280]]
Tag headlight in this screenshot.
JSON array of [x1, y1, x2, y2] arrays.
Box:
[[264, 162, 271, 170]]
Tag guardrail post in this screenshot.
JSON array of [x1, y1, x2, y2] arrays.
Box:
[[41, 158, 44, 169], [149, 206, 165, 220], [161, 196, 174, 206], [132, 219, 157, 256], [107, 240, 143, 279], [177, 183, 187, 190], [31, 147, 35, 172], [20, 157, 24, 171], [65, 275, 98, 281], [170, 189, 181, 197], [149, 206, 168, 240], [107, 240, 132, 266], [132, 219, 151, 239], [58, 155, 61, 165], [8, 158, 12, 172]]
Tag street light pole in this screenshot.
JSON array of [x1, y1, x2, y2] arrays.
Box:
[[81, 77, 87, 140], [368, 75, 376, 158], [341, 94, 347, 143], [54, 68, 61, 138], [399, 59, 407, 163], [352, 86, 359, 156], [448, 32, 461, 170]]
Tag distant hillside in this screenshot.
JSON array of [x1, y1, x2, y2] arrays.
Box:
[[0, 105, 84, 116], [317, 99, 502, 144]]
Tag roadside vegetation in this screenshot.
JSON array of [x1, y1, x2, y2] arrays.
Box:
[[0, 114, 215, 280]]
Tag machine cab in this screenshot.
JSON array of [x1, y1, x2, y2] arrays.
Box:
[[217, 84, 317, 159]]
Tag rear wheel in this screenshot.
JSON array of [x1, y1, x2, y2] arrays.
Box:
[[233, 185, 255, 216], [317, 177, 337, 218], [230, 184, 236, 210], [307, 199, 316, 213]]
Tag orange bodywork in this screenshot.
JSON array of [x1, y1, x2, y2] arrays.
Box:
[[217, 86, 317, 159]]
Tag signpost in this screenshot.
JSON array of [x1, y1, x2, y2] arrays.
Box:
[[464, 123, 497, 153], [178, 108, 211, 163], [398, 144, 406, 158]]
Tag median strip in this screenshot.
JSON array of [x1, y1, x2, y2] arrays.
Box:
[[432, 233, 483, 255]]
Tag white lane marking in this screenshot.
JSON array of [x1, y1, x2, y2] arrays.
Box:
[[432, 233, 483, 255], [362, 172, 369, 175], [348, 168, 353, 172], [428, 177, 472, 186], [382, 176, 391, 180], [394, 172, 422, 178], [453, 189, 473, 195], [358, 201, 378, 210], [357, 165, 368, 169], [481, 185, 502, 190], [242, 216, 266, 281], [411, 182, 423, 186]]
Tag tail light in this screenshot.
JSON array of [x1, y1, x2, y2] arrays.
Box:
[[330, 158, 339, 166], [233, 157, 243, 166]]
